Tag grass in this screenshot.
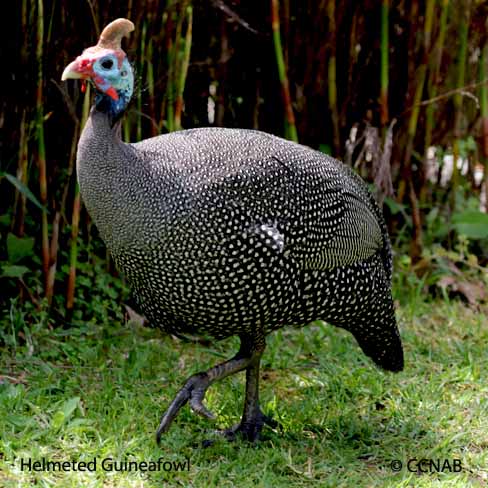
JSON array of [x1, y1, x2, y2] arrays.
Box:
[[0, 299, 487, 487]]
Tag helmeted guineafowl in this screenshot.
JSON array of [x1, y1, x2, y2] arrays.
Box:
[[62, 18, 403, 443]]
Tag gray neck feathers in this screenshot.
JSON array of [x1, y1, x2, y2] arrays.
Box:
[[77, 108, 123, 170], [76, 108, 137, 250]]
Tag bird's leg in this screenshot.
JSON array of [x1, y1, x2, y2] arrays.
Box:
[[220, 333, 277, 442], [156, 342, 254, 443]]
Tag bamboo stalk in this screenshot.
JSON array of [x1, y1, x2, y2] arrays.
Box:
[[141, 0, 159, 136], [46, 212, 60, 307], [60, 124, 79, 222], [164, 8, 176, 132], [271, 0, 298, 142], [46, 0, 56, 45], [216, 16, 229, 127], [86, 0, 99, 37], [345, 6, 358, 124], [35, 0, 50, 298], [62, 125, 79, 316], [451, 1, 470, 212], [14, 111, 28, 237], [66, 84, 91, 318], [327, 0, 340, 155], [282, 0, 290, 67], [380, 0, 389, 128], [20, 0, 28, 65], [174, 4, 193, 131], [404, 0, 434, 170], [159, 11, 171, 131], [146, 36, 158, 136], [479, 42, 488, 213], [423, 0, 435, 51], [127, 0, 134, 20], [423, 0, 449, 202], [123, 118, 131, 142], [161, 2, 187, 133], [401, 0, 435, 262], [66, 190, 80, 316], [170, 2, 187, 130]]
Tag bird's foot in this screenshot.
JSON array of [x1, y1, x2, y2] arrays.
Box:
[[155, 342, 264, 445], [156, 372, 214, 444], [215, 408, 279, 443]]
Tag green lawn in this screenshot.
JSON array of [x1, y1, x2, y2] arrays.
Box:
[[1, 299, 487, 487]]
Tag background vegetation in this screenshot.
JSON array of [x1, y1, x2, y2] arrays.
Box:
[[1, 0, 488, 486], [2, 0, 488, 313]]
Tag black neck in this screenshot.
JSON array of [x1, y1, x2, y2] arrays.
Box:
[[94, 91, 129, 126]]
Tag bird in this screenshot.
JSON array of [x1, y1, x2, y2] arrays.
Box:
[[62, 18, 404, 443]]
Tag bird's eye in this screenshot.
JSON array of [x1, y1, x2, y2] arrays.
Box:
[[101, 58, 114, 70]]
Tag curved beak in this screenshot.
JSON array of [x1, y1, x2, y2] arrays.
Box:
[[61, 59, 86, 81]]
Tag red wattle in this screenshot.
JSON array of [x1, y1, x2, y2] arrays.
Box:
[[106, 87, 119, 101]]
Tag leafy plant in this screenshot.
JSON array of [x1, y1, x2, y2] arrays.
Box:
[[452, 211, 488, 239], [0, 233, 35, 279], [0, 172, 44, 211]]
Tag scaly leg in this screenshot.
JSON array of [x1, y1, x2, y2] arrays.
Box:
[[156, 352, 250, 443], [220, 346, 277, 441], [156, 330, 276, 443]]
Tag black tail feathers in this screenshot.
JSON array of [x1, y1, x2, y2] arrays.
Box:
[[352, 320, 404, 372]]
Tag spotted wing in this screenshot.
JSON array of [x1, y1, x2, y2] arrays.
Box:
[[273, 153, 384, 271]]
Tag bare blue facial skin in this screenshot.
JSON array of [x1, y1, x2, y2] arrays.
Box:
[[93, 56, 134, 120]]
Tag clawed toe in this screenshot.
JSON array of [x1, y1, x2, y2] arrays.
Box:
[[219, 422, 261, 442], [189, 382, 216, 419], [156, 373, 214, 444], [213, 409, 279, 442], [156, 336, 268, 444]]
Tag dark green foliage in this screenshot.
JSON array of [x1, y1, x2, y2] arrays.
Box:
[[452, 211, 488, 239]]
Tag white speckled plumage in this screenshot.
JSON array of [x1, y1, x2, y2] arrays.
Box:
[[64, 18, 403, 442], [78, 111, 403, 371]]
